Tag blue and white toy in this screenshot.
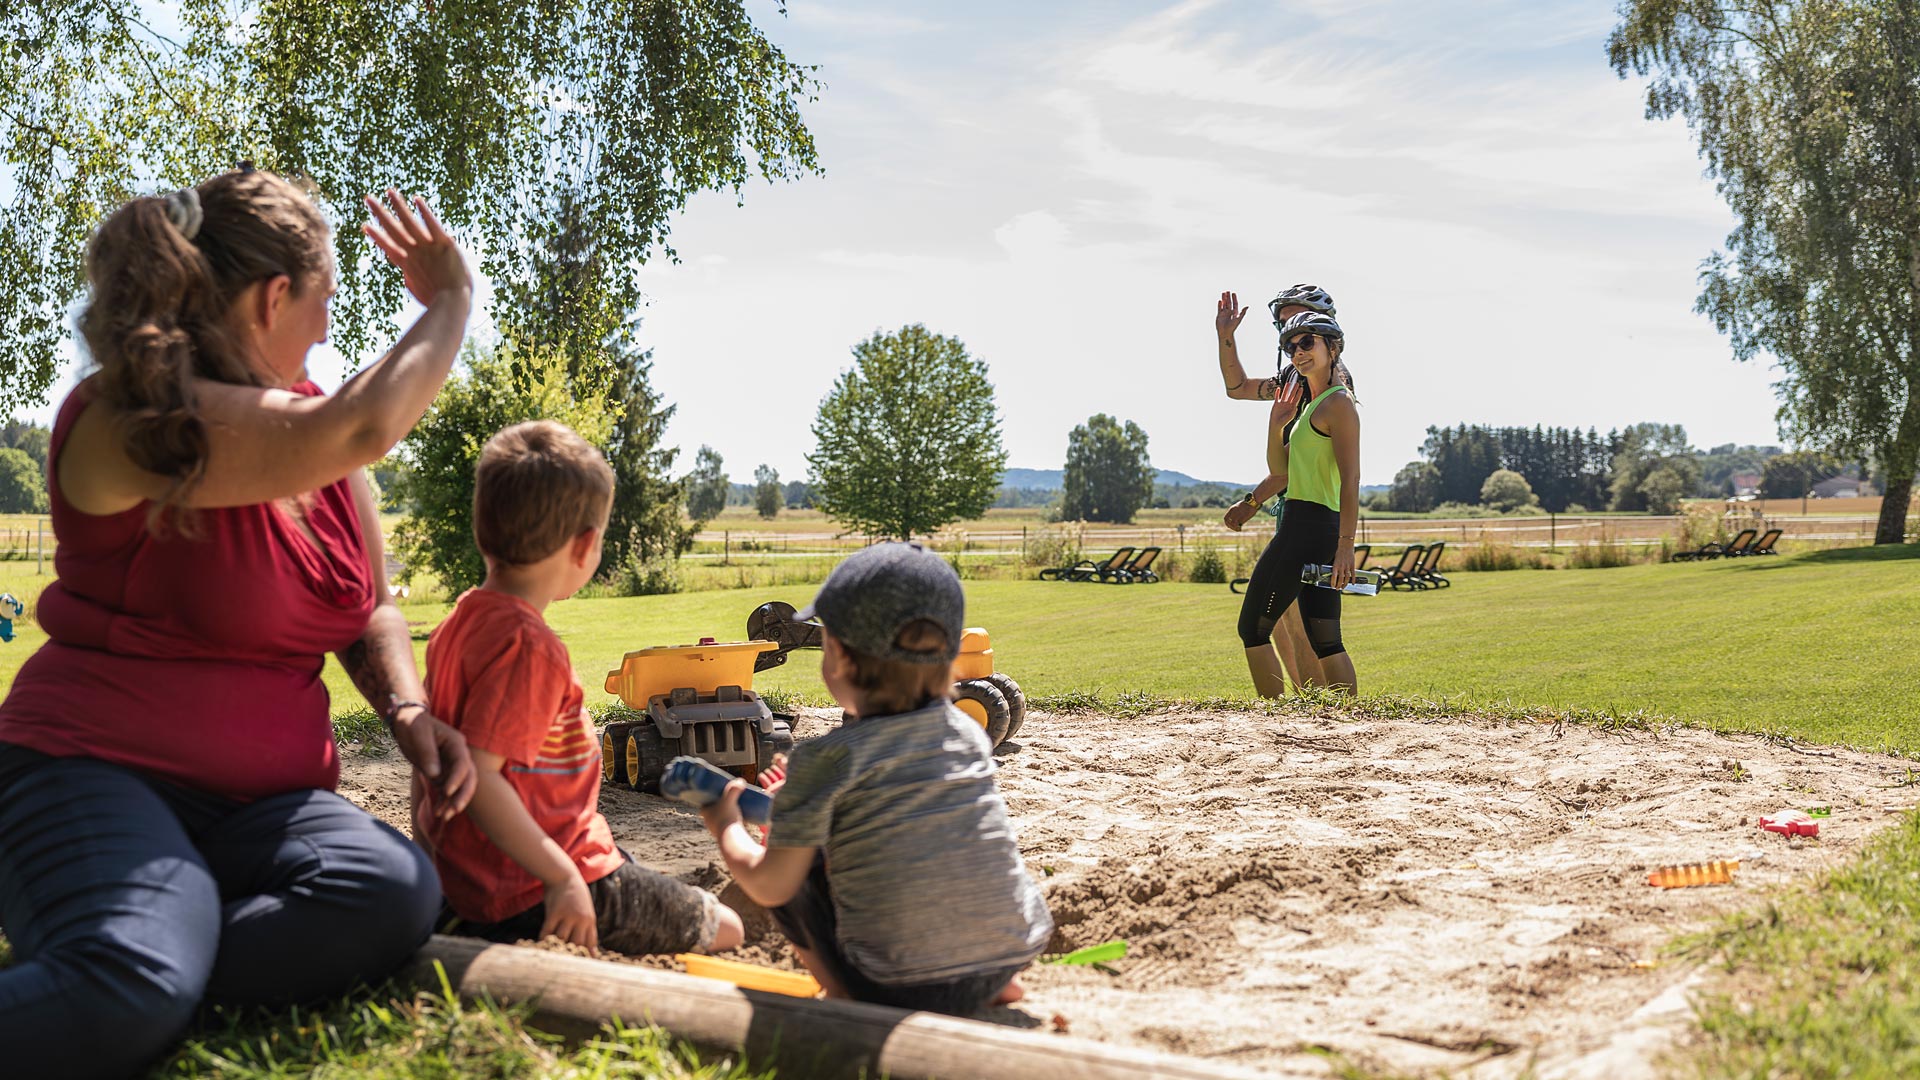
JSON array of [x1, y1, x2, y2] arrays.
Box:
[[658, 755, 773, 826], [0, 593, 22, 644]]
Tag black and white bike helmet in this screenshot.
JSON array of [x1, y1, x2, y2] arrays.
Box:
[[1268, 283, 1336, 328], [1278, 309, 1344, 349]]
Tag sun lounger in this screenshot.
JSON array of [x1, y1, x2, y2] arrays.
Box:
[[1038, 546, 1133, 582], [1674, 528, 1756, 562], [1116, 546, 1162, 583], [1739, 528, 1783, 556], [1415, 541, 1449, 588], [1380, 545, 1427, 590]]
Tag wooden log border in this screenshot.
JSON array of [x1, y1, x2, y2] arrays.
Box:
[[407, 936, 1266, 1080]]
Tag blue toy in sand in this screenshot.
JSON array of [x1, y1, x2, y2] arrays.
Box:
[[0, 594, 22, 644], [659, 755, 773, 826]]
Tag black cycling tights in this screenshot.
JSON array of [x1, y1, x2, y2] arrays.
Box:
[[1236, 499, 1345, 657]]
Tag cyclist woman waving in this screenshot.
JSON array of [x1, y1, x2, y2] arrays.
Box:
[[1222, 309, 1361, 696]]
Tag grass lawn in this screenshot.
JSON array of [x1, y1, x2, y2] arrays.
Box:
[[5, 547, 1917, 745], [4, 546, 1920, 1077], [297, 545, 1920, 751]]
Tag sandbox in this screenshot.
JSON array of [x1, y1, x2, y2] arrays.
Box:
[[337, 703, 1911, 1078]]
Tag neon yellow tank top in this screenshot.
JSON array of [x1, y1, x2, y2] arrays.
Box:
[[1285, 386, 1347, 512]]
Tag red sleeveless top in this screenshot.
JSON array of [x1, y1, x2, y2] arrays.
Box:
[[0, 379, 376, 800]]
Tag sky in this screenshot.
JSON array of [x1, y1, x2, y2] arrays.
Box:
[[24, 0, 1785, 487]]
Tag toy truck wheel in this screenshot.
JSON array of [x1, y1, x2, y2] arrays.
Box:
[[602, 720, 635, 786], [622, 718, 674, 795], [751, 714, 796, 785], [951, 679, 1012, 747], [983, 673, 1027, 741]]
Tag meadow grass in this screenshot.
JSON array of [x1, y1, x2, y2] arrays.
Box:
[[299, 545, 1920, 751], [149, 968, 771, 1079], [4, 546, 1920, 1076]]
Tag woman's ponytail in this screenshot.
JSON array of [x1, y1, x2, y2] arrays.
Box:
[[75, 169, 331, 532], [78, 192, 227, 528]]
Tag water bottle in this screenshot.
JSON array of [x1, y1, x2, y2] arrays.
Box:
[[1300, 564, 1382, 596]]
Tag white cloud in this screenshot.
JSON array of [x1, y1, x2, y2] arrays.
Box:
[[23, 3, 1784, 494]]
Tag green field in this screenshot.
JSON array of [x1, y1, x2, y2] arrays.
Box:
[[367, 547, 1920, 750], [6, 547, 1919, 749], [5, 548, 1920, 1077]]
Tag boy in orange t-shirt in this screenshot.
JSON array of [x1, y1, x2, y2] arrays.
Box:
[[415, 420, 744, 955]]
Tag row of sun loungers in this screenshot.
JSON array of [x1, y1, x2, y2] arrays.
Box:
[[1230, 543, 1452, 593], [1037, 545, 1162, 583], [1671, 527, 1782, 561]]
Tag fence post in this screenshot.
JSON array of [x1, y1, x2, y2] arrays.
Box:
[[724, 531, 730, 566], [1550, 512, 1555, 549], [37, 517, 46, 576], [1177, 524, 1186, 551]]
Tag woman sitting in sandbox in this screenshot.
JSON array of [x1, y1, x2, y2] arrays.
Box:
[[0, 168, 476, 1078]]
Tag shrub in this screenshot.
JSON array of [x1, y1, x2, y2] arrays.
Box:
[[611, 554, 682, 596], [1479, 468, 1539, 512], [1675, 502, 1730, 551], [1430, 501, 1502, 519], [1187, 543, 1228, 583], [1461, 541, 1547, 571], [1569, 538, 1637, 569], [1022, 528, 1081, 571]]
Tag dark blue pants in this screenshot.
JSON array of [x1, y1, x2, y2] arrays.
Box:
[[0, 744, 440, 1079]]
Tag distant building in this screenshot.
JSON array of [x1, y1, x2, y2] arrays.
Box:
[[1811, 476, 1861, 499], [1729, 472, 1762, 498]]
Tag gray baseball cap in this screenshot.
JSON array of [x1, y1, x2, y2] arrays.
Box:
[[796, 542, 964, 664]]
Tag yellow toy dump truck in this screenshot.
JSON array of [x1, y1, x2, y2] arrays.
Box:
[[747, 601, 1027, 749], [601, 637, 796, 795]]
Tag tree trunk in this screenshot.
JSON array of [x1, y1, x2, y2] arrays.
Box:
[[1877, 376, 1920, 544], [1877, 471, 1914, 545]]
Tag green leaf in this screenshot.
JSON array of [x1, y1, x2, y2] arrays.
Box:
[[1045, 940, 1128, 966]]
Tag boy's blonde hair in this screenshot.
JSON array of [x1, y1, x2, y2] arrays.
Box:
[[473, 420, 614, 566]]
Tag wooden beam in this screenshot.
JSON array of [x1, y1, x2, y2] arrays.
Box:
[[406, 936, 1262, 1080]]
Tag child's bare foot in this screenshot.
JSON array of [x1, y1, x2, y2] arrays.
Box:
[[992, 975, 1025, 1005]]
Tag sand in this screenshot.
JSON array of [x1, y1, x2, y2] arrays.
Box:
[[335, 704, 1912, 1078]]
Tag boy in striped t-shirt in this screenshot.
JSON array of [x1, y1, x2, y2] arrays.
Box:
[[415, 421, 743, 956]]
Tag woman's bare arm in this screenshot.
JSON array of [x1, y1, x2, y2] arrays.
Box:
[[336, 468, 477, 818], [1325, 394, 1362, 587], [59, 192, 471, 516]]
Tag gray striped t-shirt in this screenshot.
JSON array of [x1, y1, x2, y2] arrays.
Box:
[[769, 700, 1053, 984]]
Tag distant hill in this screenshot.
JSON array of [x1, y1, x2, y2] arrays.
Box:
[[1000, 467, 1255, 491]]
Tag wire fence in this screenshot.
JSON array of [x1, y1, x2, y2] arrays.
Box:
[[0, 519, 52, 568], [689, 511, 1886, 556]]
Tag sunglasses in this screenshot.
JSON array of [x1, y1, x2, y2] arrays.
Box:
[[1283, 333, 1328, 356]]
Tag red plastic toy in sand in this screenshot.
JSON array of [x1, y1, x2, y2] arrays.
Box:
[[1757, 812, 1820, 837]]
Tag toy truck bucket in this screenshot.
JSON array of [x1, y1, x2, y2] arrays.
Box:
[[605, 639, 780, 708], [951, 627, 994, 682]]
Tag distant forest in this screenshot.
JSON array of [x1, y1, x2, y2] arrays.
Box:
[[1386, 423, 1869, 514]]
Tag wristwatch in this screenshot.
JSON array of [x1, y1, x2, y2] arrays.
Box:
[[1239, 492, 1259, 507]]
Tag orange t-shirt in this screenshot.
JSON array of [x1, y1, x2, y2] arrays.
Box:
[[419, 588, 623, 923]]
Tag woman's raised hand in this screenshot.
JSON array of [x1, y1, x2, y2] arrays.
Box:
[[1278, 369, 1304, 408], [1216, 291, 1247, 340], [362, 190, 471, 307]]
